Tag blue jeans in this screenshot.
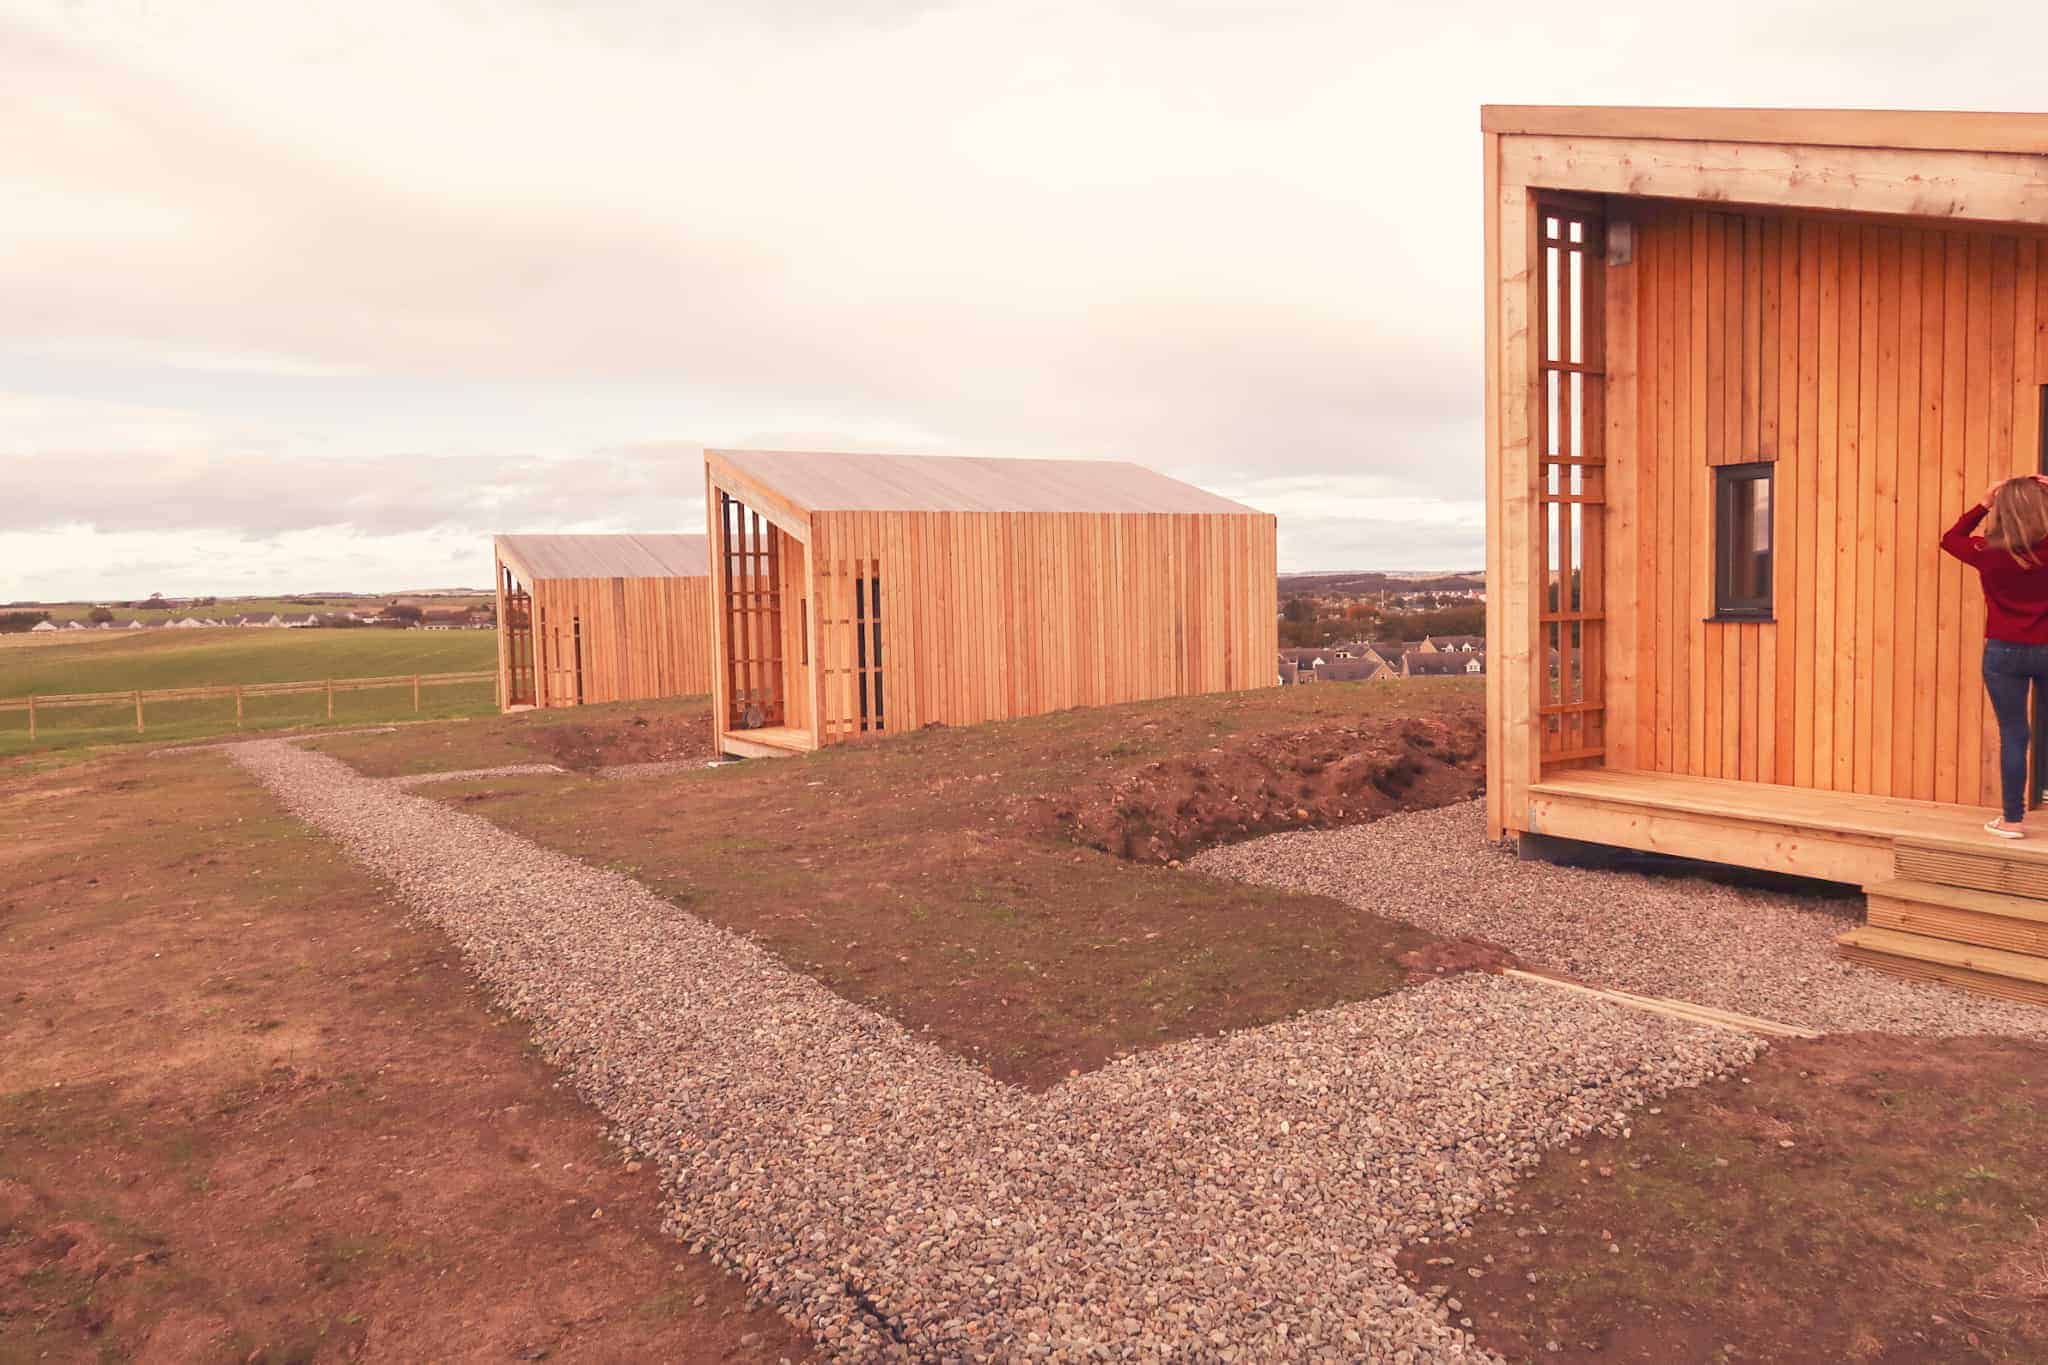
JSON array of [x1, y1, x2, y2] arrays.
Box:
[[1982, 640, 2048, 821]]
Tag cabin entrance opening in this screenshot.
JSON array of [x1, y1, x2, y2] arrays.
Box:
[[718, 491, 787, 731]]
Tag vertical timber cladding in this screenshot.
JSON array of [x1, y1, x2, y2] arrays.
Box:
[[1535, 198, 1608, 767], [1623, 202, 2045, 806], [803, 507, 1277, 745]]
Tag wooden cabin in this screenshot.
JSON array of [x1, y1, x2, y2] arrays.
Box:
[[493, 534, 712, 712], [1483, 105, 2048, 1005], [703, 449, 1277, 759]]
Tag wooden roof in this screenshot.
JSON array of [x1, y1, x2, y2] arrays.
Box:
[[707, 449, 1262, 516], [1481, 105, 2048, 157], [495, 534, 708, 583]]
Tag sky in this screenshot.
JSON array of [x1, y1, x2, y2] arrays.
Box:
[[4, 0, 2046, 600]]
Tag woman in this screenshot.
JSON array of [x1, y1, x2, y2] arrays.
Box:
[[1941, 473, 2048, 837]]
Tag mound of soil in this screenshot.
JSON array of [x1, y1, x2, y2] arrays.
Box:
[[1041, 712, 1485, 863], [525, 708, 714, 771]]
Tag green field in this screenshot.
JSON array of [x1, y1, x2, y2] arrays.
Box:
[[0, 628, 499, 759], [19, 593, 490, 625]]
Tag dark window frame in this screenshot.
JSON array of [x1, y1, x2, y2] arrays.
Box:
[[1711, 461, 1774, 622]]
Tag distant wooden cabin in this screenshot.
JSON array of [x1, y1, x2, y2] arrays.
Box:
[[1483, 104, 2048, 1004], [703, 449, 1277, 759], [493, 534, 712, 712]]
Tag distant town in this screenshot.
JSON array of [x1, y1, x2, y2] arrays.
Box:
[[1272, 569, 1485, 682], [0, 589, 495, 634]]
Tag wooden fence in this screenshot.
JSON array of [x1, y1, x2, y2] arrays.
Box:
[[0, 670, 498, 742]]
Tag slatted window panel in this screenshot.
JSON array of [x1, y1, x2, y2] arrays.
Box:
[[1539, 200, 1607, 764], [502, 565, 536, 706], [818, 558, 885, 740], [719, 492, 785, 728]]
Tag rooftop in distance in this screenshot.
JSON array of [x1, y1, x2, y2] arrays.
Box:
[[707, 449, 1263, 517], [493, 533, 709, 581]]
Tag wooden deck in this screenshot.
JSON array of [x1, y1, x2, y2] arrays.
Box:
[[1528, 769, 2048, 1008], [719, 725, 816, 760]]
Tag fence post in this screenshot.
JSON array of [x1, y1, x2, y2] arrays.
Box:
[[413, 674, 421, 712], [326, 678, 334, 719], [236, 685, 244, 728], [135, 690, 144, 733], [26, 695, 34, 743]]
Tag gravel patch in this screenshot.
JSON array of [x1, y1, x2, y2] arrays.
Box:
[[385, 763, 566, 787], [597, 758, 721, 781], [229, 740, 1761, 1361], [1193, 800, 2048, 1040]]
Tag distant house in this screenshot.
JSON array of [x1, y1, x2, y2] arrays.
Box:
[[286, 614, 320, 628], [30, 619, 57, 633], [63, 620, 86, 631], [1277, 658, 1302, 686], [1403, 650, 1484, 677], [1316, 658, 1395, 683], [1420, 634, 1485, 654], [125, 619, 144, 629]]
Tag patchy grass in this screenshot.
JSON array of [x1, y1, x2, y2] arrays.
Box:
[[310, 694, 715, 776], [0, 748, 804, 1361], [1401, 1033, 2048, 1363], [347, 679, 1488, 1087], [0, 628, 498, 758]]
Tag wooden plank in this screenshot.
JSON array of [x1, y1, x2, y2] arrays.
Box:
[[1851, 224, 1882, 794], [1916, 232, 1949, 801], [1961, 234, 1995, 804], [1936, 234, 1972, 803], [1606, 214, 1640, 769], [1497, 172, 1542, 828], [1481, 105, 2048, 158], [1525, 791, 1892, 885], [1832, 223, 1862, 794], [1892, 228, 1925, 798], [1500, 135, 2048, 230]]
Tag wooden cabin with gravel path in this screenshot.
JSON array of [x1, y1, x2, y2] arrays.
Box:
[[1482, 104, 2048, 1007], [703, 448, 1278, 760], [493, 533, 712, 713]]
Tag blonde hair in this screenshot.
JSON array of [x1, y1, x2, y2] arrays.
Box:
[[1984, 477, 2048, 567]]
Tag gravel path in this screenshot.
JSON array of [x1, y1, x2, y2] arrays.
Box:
[[230, 740, 1761, 1361], [386, 762, 565, 787], [1193, 800, 2048, 1040]]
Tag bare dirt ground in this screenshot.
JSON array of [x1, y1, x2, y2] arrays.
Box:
[[1034, 710, 1482, 863], [309, 695, 715, 778], [1400, 1032, 2048, 1363], [363, 681, 1490, 1087], [0, 748, 804, 1362]]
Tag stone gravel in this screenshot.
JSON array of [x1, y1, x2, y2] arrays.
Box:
[[229, 740, 1762, 1361], [385, 762, 566, 787], [1193, 799, 2048, 1040]]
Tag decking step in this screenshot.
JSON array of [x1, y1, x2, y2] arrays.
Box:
[[1862, 879, 2048, 956], [1837, 925, 2048, 1008], [1894, 834, 2048, 901]]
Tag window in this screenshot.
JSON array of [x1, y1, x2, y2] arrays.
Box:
[[1713, 462, 1773, 620]]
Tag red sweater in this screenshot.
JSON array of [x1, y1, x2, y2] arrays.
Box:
[[1940, 505, 2048, 644]]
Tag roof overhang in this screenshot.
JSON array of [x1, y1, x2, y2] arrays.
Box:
[[1485, 105, 2048, 232], [1482, 105, 2048, 157]]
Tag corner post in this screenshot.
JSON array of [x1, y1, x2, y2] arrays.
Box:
[[1487, 135, 1544, 841]]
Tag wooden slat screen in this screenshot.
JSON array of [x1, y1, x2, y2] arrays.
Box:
[[719, 492, 785, 729], [1538, 200, 1607, 765], [502, 564, 535, 706]]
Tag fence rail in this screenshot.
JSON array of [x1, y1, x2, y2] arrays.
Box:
[[0, 670, 498, 741]]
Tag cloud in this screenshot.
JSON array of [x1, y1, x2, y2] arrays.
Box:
[[6, 0, 2048, 597]]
